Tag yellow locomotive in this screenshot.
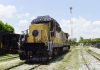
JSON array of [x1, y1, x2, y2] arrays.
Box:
[[18, 16, 70, 61]]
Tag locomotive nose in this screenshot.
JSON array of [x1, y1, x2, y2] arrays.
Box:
[[32, 30, 38, 37]]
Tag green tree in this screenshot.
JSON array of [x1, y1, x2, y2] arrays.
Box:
[[4, 23, 14, 33], [0, 20, 5, 31], [0, 20, 14, 33], [68, 38, 78, 46], [79, 38, 100, 46]]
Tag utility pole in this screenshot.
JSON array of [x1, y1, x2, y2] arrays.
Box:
[[69, 6, 74, 46], [69, 6, 73, 40]]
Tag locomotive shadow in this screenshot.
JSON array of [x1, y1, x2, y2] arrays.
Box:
[[24, 50, 70, 65], [48, 50, 70, 64]]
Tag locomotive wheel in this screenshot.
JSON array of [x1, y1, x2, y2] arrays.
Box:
[[48, 52, 52, 59], [18, 50, 26, 60], [19, 53, 26, 60], [54, 51, 57, 56], [53, 49, 58, 57], [68, 45, 70, 49]]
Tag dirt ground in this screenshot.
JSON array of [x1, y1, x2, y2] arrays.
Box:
[[0, 46, 100, 70]]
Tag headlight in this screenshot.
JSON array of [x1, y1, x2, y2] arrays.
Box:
[[32, 30, 38, 37]]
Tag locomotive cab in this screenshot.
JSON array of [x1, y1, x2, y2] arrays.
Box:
[[18, 22, 55, 61]]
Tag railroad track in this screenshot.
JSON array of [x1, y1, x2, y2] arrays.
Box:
[[5, 62, 24, 70], [80, 50, 100, 70], [80, 51, 91, 70], [87, 49, 100, 61], [0, 52, 67, 70], [0, 58, 43, 70], [1, 56, 60, 70], [5, 63, 41, 70]]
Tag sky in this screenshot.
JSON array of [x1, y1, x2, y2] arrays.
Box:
[[0, 0, 100, 40]]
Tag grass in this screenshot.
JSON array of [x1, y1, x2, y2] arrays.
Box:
[[0, 54, 18, 58], [0, 54, 19, 62], [52, 47, 80, 70]]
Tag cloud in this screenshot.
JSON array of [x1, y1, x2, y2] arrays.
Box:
[[59, 17, 100, 39], [0, 4, 35, 34], [0, 4, 17, 18], [19, 19, 28, 25], [15, 14, 36, 33], [16, 13, 31, 19], [14, 19, 30, 33]]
